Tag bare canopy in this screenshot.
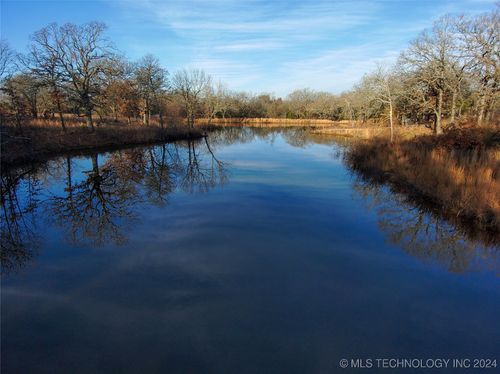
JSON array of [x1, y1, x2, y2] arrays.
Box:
[[172, 69, 211, 128], [28, 22, 116, 131]]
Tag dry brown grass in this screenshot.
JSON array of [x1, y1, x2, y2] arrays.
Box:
[[312, 126, 432, 139], [1, 118, 203, 168], [23, 115, 184, 128], [195, 117, 368, 127], [346, 127, 500, 235]]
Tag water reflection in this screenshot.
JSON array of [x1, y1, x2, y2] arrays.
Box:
[[1, 127, 499, 373], [49, 154, 140, 247], [142, 145, 175, 205], [207, 126, 350, 149], [1, 138, 228, 273], [180, 138, 228, 193], [1, 128, 498, 276], [353, 179, 499, 274], [0, 168, 41, 273]]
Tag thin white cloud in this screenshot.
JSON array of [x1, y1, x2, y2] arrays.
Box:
[[214, 41, 285, 52], [185, 58, 263, 88], [111, 0, 498, 95], [169, 14, 370, 33], [267, 44, 401, 95], [118, 0, 377, 38]]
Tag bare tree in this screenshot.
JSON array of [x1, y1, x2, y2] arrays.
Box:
[[1, 76, 29, 129], [28, 22, 115, 131], [172, 69, 211, 128], [203, 80, 229, 124], [0, 39, 14, 80], [8, 74, 42, 119], [60, 22, 116, 130], [26, 25, 69, 130], [400, 16, 459, 134], [362, 65, 400, 141], [287, 89, 316, 119], [456, 9, 499, 126], [134, 54, 168, 126]]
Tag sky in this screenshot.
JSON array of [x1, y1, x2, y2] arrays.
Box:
[[0, 0, 497, 96]]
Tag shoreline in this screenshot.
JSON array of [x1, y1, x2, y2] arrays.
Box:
[[196, 117, 351, 126], [2, 121, 499, 245], [195, 117, 387, 129], [350, 163, 500, 245], [1, 124, 206, 169], [345, 127, 500, 239], [0, 119, 403, 169]]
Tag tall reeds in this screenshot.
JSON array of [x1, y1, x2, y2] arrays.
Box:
[[346, 127, 500, 233]]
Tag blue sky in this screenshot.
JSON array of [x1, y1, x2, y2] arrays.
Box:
[[1, 0, 497, 96]]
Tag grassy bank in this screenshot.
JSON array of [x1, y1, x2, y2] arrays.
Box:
[[197, 118, 421, 138], [311, 126, 432, 139], [196, 117, 366, 127], [1, 122, 204, 168], [346, 127, 500, 237]]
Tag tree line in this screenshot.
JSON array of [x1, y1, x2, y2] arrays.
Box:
[[0, 7, 498, 134]]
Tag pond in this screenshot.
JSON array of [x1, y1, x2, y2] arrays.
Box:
[[1, 127, 499, 373]]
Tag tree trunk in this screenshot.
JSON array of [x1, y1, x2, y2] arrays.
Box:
[[143, 98, 149, 125], [389, 100, 394, 143], [159, 110, 164, 130], [485, 108, 492, 123], [143, 111, 150, 125], [477, 94, 486, 127], [14, 110, 22, 131], [435, 89, 443, 135], [55, 94, 66, 132], [187, 108, 195, 129], [81, 92, 95, 131], [85, 108, 94, 132], [31, 105, 38, 119], [451, 90, 456, 123]]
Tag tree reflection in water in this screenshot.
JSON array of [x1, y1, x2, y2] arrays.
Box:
[[143, 144, 175, 206], [1, 167, 41, 274], [180, 138, 228, 193], [3, 129, 497, 275], [49, 153, 140, 247], [353, 179, 499, 274], [1, 137, 228, 272]]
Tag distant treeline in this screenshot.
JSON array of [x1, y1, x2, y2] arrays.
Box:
[[0, 6, 498, 134]]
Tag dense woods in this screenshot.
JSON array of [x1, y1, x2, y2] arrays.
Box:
[[0, 8, 498, 133]]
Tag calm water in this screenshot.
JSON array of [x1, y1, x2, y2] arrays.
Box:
[[1, 127, 499, 373]]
